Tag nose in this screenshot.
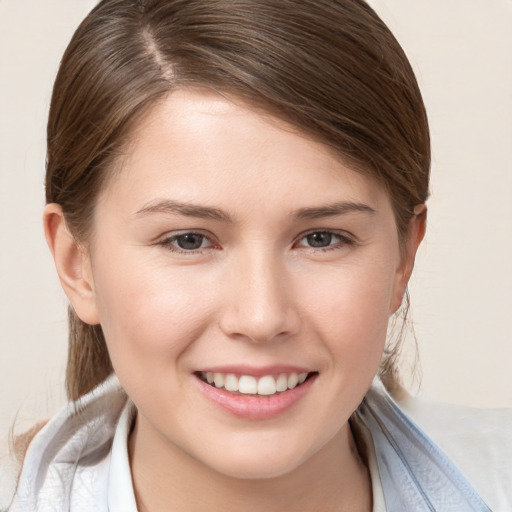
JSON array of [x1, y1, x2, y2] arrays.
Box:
[[218, 250, 300, 344]]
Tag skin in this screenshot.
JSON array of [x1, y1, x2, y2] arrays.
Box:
[[45, 88, 425, 511]]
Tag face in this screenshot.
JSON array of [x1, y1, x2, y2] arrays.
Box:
[[80, 89, 414, 479]]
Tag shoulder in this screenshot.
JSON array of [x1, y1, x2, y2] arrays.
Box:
[[398, 393, 512, 512], [0, 421, 48, 511], [8, 376, 128, 511], [0, 446, 18, 511]]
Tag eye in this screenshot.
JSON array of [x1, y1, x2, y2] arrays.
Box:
[[295, 230, 353, 250], [159, 232, 215, 252], [305, 232, 335, 248]]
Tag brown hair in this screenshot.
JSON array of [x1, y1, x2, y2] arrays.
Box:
[[46, 0, 430, 401]]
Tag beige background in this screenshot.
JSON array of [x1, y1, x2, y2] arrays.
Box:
[[1, 0, 511, 438]]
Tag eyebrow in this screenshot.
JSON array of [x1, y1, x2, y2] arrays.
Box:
[[134, 199, 375, 222], [293, 201, 376, 219], [134, 199, 233, 222]]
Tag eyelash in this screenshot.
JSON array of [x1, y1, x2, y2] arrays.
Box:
[[294, 230, 355, 252], [157, 229, 355, 254], [157, 231, 217, 254]]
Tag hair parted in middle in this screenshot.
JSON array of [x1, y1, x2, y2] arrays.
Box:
[[46, 0, 430, 400]]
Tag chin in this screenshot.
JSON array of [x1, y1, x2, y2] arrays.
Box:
[[196, 436, 316, 481], [209, 457, 302, 481]]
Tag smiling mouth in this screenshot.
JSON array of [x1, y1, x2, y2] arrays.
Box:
[[196, 371, 317, 397]]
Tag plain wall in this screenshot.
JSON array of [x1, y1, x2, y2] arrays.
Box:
[[1, 0, 511, 439]]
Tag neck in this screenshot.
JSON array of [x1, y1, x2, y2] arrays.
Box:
[[129, 414, 372, 512]]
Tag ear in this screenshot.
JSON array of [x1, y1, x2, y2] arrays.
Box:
[[390, 204, 427, 314], [43, 204, 100, 325]]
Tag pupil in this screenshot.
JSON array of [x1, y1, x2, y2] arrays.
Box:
[[307, 232, 332, 247], [177, 234, 203, 250]]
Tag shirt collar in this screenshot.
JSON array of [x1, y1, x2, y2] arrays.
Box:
[[108, 401, 139, 512]]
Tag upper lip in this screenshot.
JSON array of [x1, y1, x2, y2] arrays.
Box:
[[195, 365, 315, 378]]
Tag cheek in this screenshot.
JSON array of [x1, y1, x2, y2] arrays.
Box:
[[91, 255, 216, 382], [301, 261, 396, 364]]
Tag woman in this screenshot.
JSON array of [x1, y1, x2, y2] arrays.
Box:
[[2, 0, 510, 510]]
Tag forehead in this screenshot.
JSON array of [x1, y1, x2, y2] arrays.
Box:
[[100, 88, 391, 217]]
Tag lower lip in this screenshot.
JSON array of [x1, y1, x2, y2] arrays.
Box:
[[195, 374, 317, 420]]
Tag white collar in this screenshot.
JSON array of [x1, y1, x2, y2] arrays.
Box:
[[108, 401, 138, 512]]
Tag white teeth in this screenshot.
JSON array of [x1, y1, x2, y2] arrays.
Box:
[[224, 374, 239, 392], [238, 375, 258, 394], [276, 373, 288, 392], [287, 373, 299, 389], [213, 373, 224, 388], [257, 375, 277, 395], [201, 371, 311, 396]]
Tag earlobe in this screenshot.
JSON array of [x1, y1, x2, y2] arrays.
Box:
[[43, 204, 100, 325], [390, 204, 427, 314]]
